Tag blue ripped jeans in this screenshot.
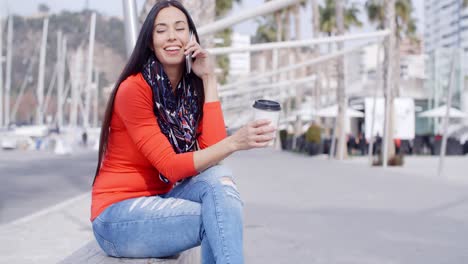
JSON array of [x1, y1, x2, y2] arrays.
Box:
[[92, 165, 244, 264]]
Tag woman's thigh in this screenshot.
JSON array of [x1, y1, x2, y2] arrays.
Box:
[[166, 164, 241, 203], [92, 196, 202, 258]]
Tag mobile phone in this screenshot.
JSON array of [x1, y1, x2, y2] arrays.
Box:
[[186, 31, 194, 73]]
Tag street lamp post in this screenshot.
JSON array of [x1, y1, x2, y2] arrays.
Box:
[[122, 0, 139, 58]]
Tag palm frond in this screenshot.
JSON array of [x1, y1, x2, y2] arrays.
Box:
[[319, 0, 362, 35]]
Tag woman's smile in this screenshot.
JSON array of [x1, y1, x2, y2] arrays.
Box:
[[163, 45, 182, 56]]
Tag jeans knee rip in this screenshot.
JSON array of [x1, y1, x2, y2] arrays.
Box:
[[220, 177, 243, 204], [220, 177, 237, 190]]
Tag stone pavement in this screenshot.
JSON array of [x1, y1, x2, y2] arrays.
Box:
[[1, 149, 468, 263], [231, 150, 468, 263], [0, 193, 93, 263]]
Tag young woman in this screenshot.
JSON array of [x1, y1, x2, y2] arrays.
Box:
[[91, 1, 275, 263]]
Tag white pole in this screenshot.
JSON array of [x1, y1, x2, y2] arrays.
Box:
[[84, 12, 96, 129], [93, 68, 99, 128], [70, 47, 83, 128], [122, 0, 139, 58], [329, 113, 338, 159], [198, 0, 304, 36], [438, 50, 456, 177], [220, 41, 379, 91], [57, 34, 66, 128], [208, 31, 389, 55], [59, 79, 71, 125], [36, 17, 49, 125], [42, 65, 57, 115], [220, 75, 316, 97], [0, 18, 3, 128], [368, 43, 382, 164], [5, 15, 13, 127], [221, 79, 315, 112]]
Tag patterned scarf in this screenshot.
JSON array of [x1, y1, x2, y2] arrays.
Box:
[[142, 55, 200, 183]]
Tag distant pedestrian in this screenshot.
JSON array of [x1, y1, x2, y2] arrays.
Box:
[[394, 138, 401, 154], [375, 133, 382, 155], [358, 132, 367, 155], [81, 131, 88, 147]]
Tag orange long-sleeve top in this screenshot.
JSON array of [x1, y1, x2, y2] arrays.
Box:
[[91, 73, 227, 221]]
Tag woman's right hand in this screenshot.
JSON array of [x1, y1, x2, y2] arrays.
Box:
[[229, 119, 277, 151], [193, 119, 276, 172]]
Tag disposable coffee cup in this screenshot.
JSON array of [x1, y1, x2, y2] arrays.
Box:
[[252, 99, 281, 146]]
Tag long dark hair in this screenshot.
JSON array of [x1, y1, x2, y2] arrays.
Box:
[[93, 0, 204, 185]]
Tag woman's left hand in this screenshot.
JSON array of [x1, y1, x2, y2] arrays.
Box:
[[184, 40, 214, 78]]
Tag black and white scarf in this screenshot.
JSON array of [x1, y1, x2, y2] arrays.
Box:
[[142, 55, 200, 183]]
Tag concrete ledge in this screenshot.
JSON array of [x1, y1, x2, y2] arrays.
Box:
[[59, 240, 200, 264]]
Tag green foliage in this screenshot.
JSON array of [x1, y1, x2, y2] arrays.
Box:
[[365, 0, 417, 40], [217, 53, 230, 84], [215, 28, 233, 84], [252, 16, 278, 44], [216, 0, 241, 16], [305, 124, 322, 144], [253, 1, 308, 44], [389, 154, 404, 166], [319, 0, 362, 36], [373, 154, 404, 166]]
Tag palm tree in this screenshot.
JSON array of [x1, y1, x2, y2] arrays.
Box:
[[283, 2, 309, 150], [366, 0, 417, 41], [365, 0, 417, 163], [311, 0, 320, 40], [311, 0, 323, 111], [215, 0, 241, 84], [215, 0, 241, 15], [319, 0, 361, 103], [252, 3, 283, 85], [335, 0, 346, 160], [292, 3, 307, 150], [318, 0, 362, 158], [366, 0, 417, 93], [319, 0, 362, 36], [257, 0, 283, 87]]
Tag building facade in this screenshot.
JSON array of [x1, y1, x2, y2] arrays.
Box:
[[424, 0, 468, 53], [424, 0, 468, 132]]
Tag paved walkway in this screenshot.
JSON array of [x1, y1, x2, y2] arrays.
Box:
[[233, 150, 468, 263], [1, 149, 468, 263]]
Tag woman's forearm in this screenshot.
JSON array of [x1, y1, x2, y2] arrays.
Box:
[[193, 136, 237, 172], [193, 118, 277, 172]]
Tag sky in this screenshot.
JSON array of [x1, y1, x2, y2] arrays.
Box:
[[1, 0, 425, 37]]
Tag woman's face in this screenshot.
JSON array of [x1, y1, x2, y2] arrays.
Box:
[[152, 6, 190, 67]]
